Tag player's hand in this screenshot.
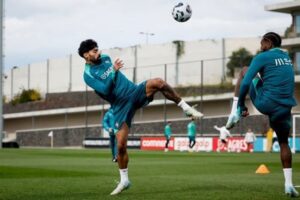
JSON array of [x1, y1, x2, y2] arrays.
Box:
[[113, 58, 124, 71], [240, 106, 249, 117]]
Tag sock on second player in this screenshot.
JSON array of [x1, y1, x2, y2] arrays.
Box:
[[283, 168, 293, 187], [178, 100, 191, 111], [230, 97, 239, 115]]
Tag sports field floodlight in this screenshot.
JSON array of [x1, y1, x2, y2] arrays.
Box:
[[139, 32, 155, 44], [11, 66, 18, 100], [0, 0, 4, 148]]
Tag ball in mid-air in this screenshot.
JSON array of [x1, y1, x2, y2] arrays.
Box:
[[172, 2, 192, 22]]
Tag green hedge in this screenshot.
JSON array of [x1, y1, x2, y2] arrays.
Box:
[[11, 89, 41, 105]]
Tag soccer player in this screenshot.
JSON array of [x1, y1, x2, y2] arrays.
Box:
[[164, 121, 172, 152], [225, 32, 298, 197], [78, 39, 203, 195], [214, 125, 231, 152], [102, 108, 118, 162], [187, 119, 196, 152], [244, 128, 256, 153]]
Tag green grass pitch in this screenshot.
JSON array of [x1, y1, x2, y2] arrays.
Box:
[[0, 149, 299, 200]]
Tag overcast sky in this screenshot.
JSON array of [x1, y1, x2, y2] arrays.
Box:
[[4, 0, 291, 70]]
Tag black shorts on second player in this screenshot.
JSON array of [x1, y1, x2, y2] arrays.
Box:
[[221, 139, 227, 144], [188, 136, 195, 142]]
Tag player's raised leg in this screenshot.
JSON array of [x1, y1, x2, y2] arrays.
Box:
[[110, 123, 131, 195], [146, 78, 203, 119], [226, 67, 248, 129]]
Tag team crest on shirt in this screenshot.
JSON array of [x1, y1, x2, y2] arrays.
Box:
[[115, 122, 119, 128]]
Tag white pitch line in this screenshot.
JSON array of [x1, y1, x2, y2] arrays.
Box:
[[294, 185, 300, 188]]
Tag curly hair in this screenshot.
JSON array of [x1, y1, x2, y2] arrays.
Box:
[[78, 39, 98, 58]]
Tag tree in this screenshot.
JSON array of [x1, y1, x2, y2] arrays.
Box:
[[284, 24, 293, 38], [10, 89, 41, 105], [227, 48, 253, 77]]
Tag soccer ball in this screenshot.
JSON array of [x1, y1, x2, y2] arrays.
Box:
[[172, 2, 192, 22]]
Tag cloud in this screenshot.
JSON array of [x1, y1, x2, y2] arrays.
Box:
[[3, 0, 291, 70]]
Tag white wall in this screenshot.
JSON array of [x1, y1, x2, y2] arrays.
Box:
[[49, 56, 70, 93], [71, 54, 86, 91]]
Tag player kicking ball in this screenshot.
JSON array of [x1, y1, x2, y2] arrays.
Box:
[[78, 39, 203, 195], [226, 32, 298, 197]]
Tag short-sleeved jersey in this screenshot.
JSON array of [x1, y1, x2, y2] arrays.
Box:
[[164, 125, 172, 137], [214, 126, 231, 140], [244, 132, 256, 143], [187, 121, 196, 137]]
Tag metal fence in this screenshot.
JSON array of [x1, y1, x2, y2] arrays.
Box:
[[121, 57, 228, 86], [4, 55, 231, 100]]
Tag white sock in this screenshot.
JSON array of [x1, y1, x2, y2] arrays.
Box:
[[178, 100, 191, 111], [119, 168, 129, 184], [230, 97, 239, 115], [283, 168, 293, 187]]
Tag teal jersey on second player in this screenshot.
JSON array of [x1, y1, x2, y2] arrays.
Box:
[[83, 54, 137, 105], [164, 125, 172, 137], [187, 121, 196, 137], [238, 48, 297, 108]]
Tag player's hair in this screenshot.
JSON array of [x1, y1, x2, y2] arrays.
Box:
[[78, 39, 98, 58], [262, 32, 281, 47]]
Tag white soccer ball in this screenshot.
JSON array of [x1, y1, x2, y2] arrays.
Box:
[[172, 2, 192, 22]]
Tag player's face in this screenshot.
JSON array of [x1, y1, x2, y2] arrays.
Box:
[[84, 47, 101, 64], [260, 38, 272, 52]]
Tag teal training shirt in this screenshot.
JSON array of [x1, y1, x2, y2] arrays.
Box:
[[238, 48, 297, 108], [187, 121, 196, 137], [164, 125, 172, 137], [83, 54, 137, 105]]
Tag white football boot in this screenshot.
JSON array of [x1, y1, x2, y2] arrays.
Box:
[[285, 185, 299, 198], [184, 105, 203, 119], [110, 181, 131, 195], [225, 109, 241, 129]]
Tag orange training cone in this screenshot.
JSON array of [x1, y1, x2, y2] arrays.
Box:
[[255, 164, 270, 174]]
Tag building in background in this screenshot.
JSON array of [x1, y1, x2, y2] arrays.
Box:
[[265, 1, 300, 75], [265, 0, 300, 121]]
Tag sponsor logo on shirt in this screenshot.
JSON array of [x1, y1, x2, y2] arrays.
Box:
[[274, 58, 292, 66], [100, 66, 113, 79]]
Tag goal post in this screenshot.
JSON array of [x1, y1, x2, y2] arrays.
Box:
[[292, 114, 300, 154]]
